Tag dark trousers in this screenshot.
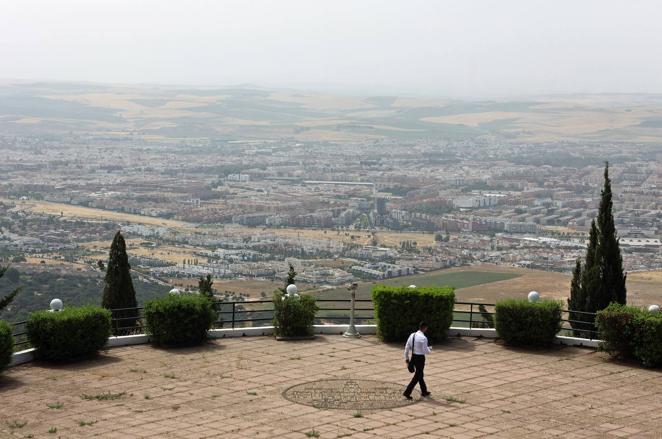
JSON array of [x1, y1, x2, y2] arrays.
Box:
[[404, 354, 427, 396]]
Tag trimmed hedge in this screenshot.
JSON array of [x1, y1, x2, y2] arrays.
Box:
[[0, 321, 13, 373], [273, 291, 318, 337], [144, 294, 216, 346], [494, 299, 562, 346], [372, 286, 455, 343], [595, 303, 643, 358], [27, 306, 111, 361], [631, 313, 662, 367], [597, 303, 662, 367]]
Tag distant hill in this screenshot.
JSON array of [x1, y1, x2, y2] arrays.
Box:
[[1, 82, 662, 143], [0, 267, 168, 322]]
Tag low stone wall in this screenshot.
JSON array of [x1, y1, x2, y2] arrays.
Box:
[[8, 325, 598, 367], [447, 327, 600, 348]]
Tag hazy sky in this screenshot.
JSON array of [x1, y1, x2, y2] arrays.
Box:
[[1, 0, 661, 97]]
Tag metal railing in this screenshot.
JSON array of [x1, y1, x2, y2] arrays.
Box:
[[10, 299, 599, 348], [106, 298, 376, 335], [11, 321, 29, 351], [211, 298, 375, 329], [560, 308, 600, 340], [452, 301, 599, 339]]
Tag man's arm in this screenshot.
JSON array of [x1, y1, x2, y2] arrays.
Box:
[[403, 333, 413, 362]]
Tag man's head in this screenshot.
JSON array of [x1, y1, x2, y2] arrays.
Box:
[[419, 321, 429, 333]]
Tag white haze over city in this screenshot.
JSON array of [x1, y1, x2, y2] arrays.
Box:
[[1, 0, 661, 97]]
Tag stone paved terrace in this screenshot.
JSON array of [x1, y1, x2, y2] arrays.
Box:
[[1, 336, 661, 438]]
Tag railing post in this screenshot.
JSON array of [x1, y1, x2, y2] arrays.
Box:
[[231, 302, 235, 329], [469, 303, 473, 329]]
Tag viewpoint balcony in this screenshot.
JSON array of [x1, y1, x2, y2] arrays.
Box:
[[2, 334, 661, 438]]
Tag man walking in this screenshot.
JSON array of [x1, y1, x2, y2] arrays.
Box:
[[403, 321, 432, 400]]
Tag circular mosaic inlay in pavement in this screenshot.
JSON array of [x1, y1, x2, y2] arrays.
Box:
[[283, 378, 416, 410]]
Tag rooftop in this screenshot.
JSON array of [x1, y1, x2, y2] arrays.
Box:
[[1, 336, 661, 438]]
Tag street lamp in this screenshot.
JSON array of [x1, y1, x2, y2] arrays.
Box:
[[50, 298, 63, 312], [286, 284, 299, 297], [528, 291, 540, 303], [649, 304, 660, 314], [344, 282, 360, 338]]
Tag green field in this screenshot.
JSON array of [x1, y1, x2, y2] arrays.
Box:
[[211, 269, 522, 328], [312, 270, 520, 301]]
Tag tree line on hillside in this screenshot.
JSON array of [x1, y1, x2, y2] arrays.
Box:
[[0, 267, 166, 322]]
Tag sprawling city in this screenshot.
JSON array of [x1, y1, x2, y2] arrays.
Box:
[[1, 84, 661, 320]]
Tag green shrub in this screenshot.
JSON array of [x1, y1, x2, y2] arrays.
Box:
[[597, 303, 662, 367], [273, 291, 318, 337], [144, 294, 216, 346], [372, 286, 455, 343], [631, 313, 662, 368], [596, 303, 643, 358], [0, 321, 14, 372], [494, 299, 562, 346], [27, 306, 111, 361]]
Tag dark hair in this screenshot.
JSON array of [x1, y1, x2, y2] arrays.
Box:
[[419, 321, 428, 329]]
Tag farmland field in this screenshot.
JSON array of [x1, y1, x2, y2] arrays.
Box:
[[5, 83, 662, 143], [310, 264, 662, 307], [312, 268, 521, 300]]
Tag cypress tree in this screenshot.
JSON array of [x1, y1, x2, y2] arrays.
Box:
[[568, 163, 627, 335], [278, 263, 298, 294], [285, 263, 297, 287], [0, 266, 21, 312], [102, 231, 138, 334], [595, 163, 627, 306], [567, 259, 582, 316], [580, 220, 601, 310], [198, 274, 214, 300]]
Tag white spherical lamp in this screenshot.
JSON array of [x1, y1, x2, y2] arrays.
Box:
[[648, 304, 660, 314], [528, 291, 540, 303], [286, 284, 298, 296], [50, 298, 63, 312], [169, 288, 181, 295], [408, 285, 417, 289]]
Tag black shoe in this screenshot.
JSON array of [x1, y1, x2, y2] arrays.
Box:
[[403, 393, 413, 400], [421, 391, 431, 397]]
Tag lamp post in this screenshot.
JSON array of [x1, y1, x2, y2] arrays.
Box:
[[49, 298, 63, 312], [344, 282, 360, 338], [286, 284, 299, 297]]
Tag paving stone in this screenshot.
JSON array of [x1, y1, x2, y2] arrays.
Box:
[[1, 336, 661, 438]]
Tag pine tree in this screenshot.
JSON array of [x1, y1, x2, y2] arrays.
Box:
[[102, 231, 138, 334], [198, 274, 214, 300]]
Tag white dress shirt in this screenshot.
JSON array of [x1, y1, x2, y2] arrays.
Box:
[[404, 330, 432, 360]]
